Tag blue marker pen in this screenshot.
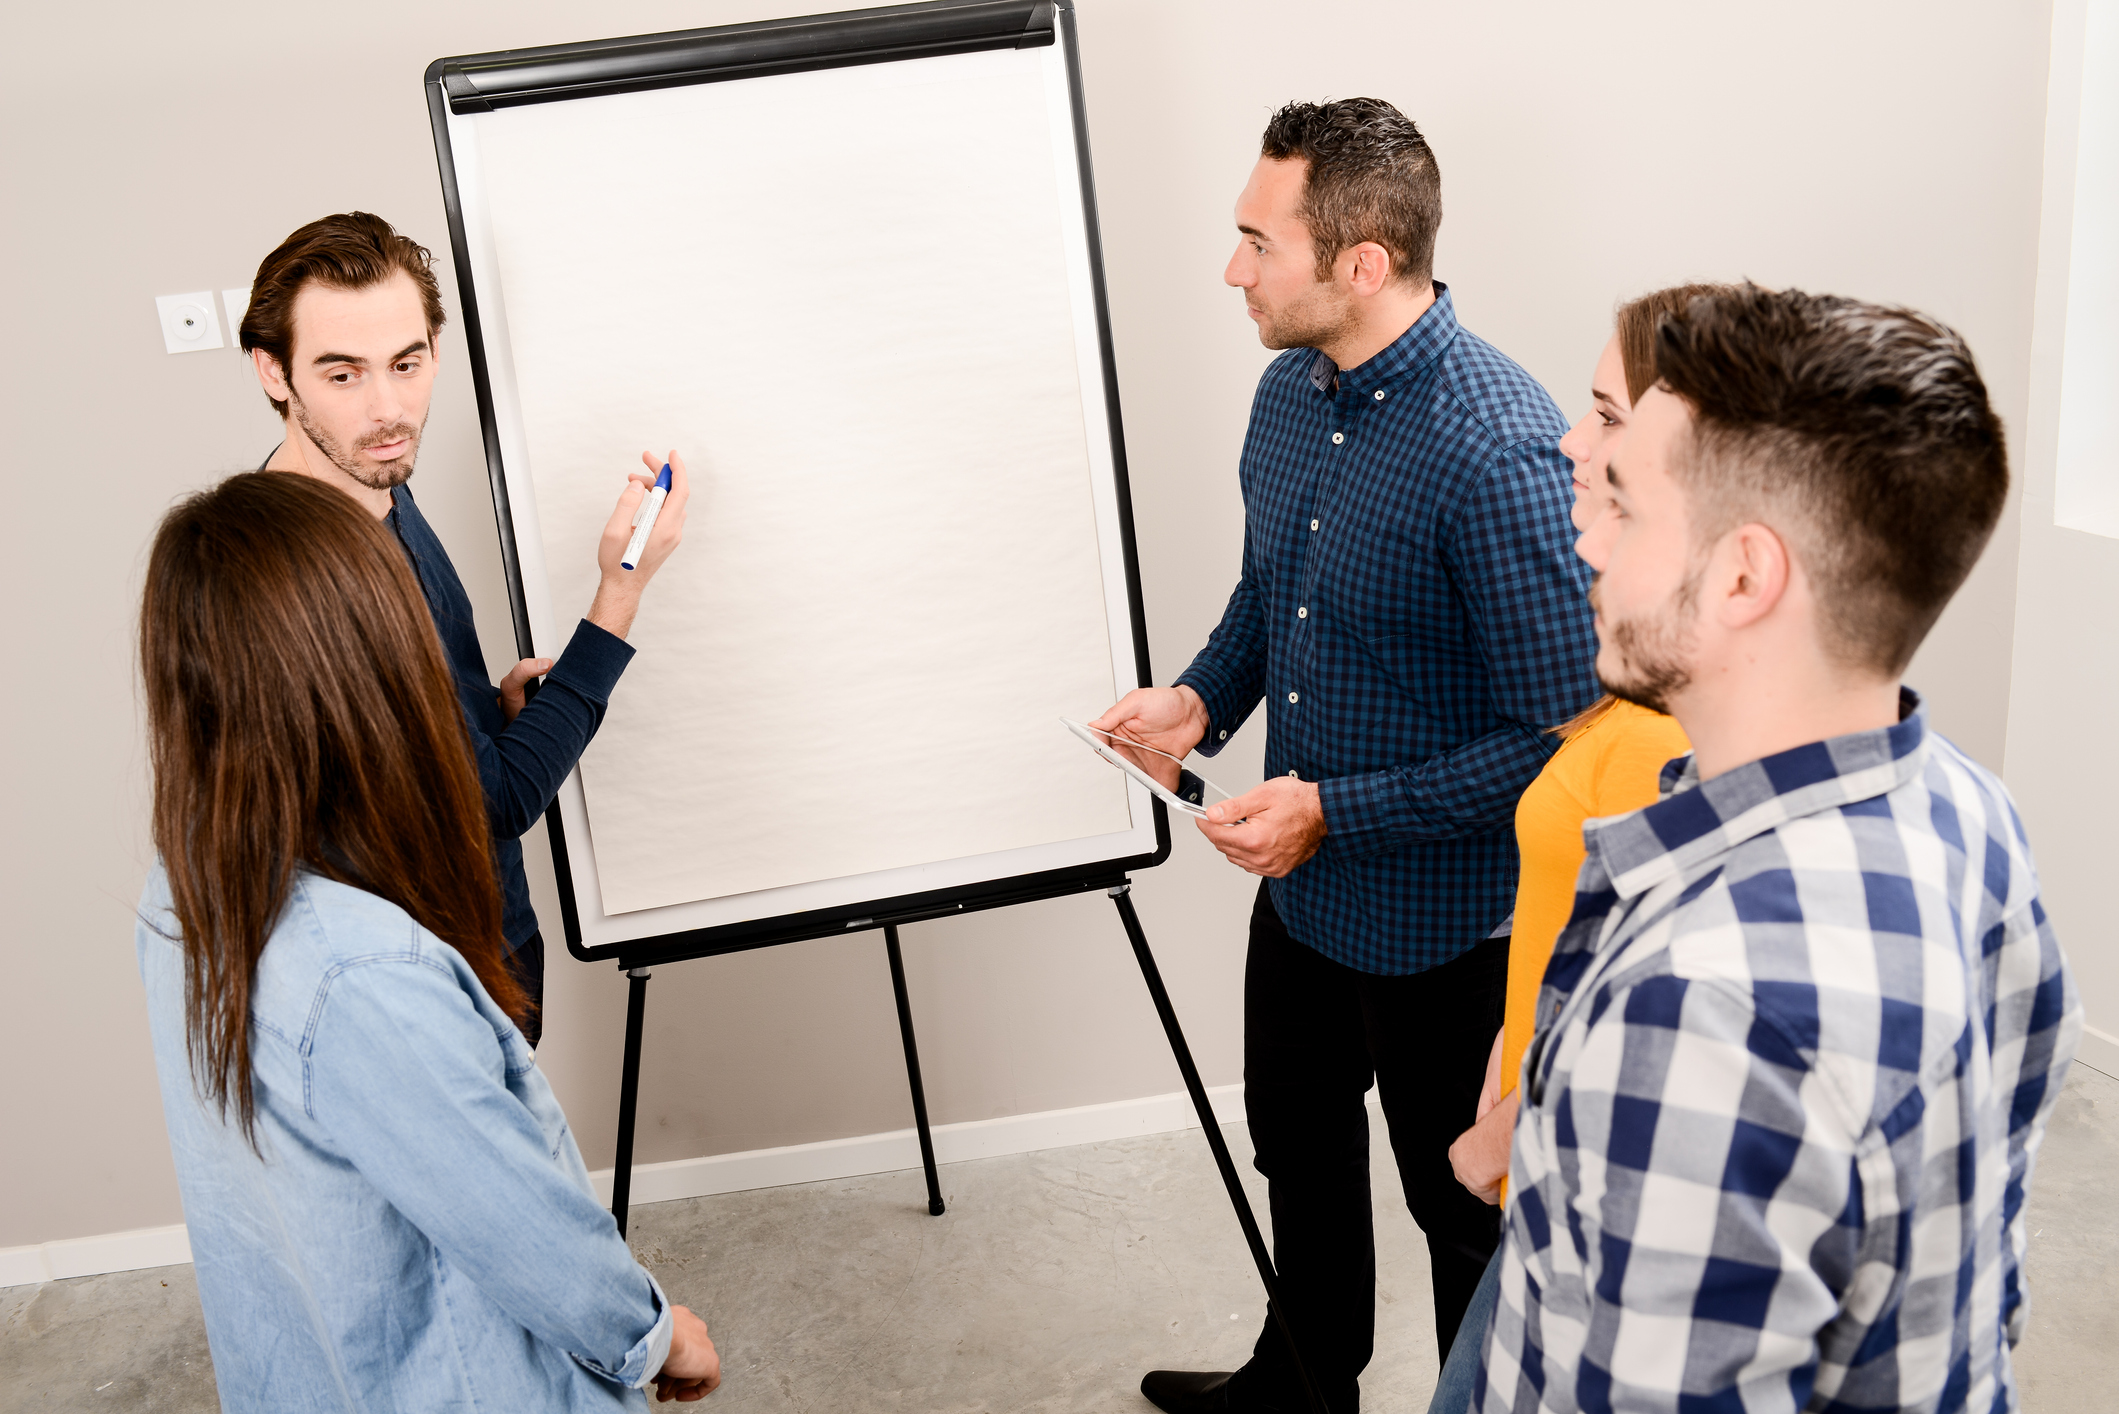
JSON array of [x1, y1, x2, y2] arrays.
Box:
[[621, 463, 672, 571]]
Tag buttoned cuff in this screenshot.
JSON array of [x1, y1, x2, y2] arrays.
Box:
[[1316, 771, 1402, 862], [545, 619, 636, 705], [573, 1270, 673, 1389], [1172, 669, 1254, 759]]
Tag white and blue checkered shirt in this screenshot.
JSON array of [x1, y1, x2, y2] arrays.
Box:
[[1479, 693, 2081, 1413]]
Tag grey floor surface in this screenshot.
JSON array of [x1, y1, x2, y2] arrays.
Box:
[[5, 1067, 2115, 1412]]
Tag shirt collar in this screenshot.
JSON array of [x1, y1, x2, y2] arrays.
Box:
[[1585, 688, 1928, 900], [1306, 281, 1459, 396]]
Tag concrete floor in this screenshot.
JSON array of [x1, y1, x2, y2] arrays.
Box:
[[5, 1066, 2114, 1413]]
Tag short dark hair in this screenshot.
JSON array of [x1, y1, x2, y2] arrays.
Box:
[[239, 212, 447, 417], [1654, 285, 2008, 676], [1260, 99, 1440, 287]]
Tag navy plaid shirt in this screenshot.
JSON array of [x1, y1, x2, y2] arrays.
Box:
[[1175, 285, 1598, 974], [1480, 694, 2082, 1413]]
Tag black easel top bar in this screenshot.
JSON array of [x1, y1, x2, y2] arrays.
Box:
[[430, 0, 1055, 114]]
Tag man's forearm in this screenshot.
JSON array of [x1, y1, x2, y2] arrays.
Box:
[[586, 578, 644, 640], [1317, 718, 1558, 860]]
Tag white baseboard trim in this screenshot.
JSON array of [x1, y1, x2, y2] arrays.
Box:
[[0, 1082, 1251, 1288], [0, 1223, 193, 1288], [586, 1081, 1250, 1207], [17, 1026, 2106, 1290], [2075, 1022, 2119, 1081]]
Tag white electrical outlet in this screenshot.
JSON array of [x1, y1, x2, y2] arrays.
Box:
[[156, 292, 224, 354], [222, 287, 250, 348]]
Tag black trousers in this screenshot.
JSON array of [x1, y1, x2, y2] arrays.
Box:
[[1231, 883, 1508, 1414], [507, 930, 546, 1048]]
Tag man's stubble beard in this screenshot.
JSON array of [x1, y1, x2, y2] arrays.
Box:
[[290, 389, 426, 492], [1591, 571, 1701, 717], [1255, 278, 1356, 354]]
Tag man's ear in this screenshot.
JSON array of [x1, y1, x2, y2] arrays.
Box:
[[1343, 241, 1394, 297], [252, 347, 291, 404], [1713, 522, 1792, 630]]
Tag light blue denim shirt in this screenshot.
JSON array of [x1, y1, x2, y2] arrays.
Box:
[[137, 862, 673, 1411]]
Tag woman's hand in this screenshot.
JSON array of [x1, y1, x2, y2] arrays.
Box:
[[654, 1304, 721, 1402], [1450, 1028, 1514, 1204], [1449, 1089, 1518, 1205]]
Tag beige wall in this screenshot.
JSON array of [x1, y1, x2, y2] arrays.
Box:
[[2006, 0, 2119, 1075], [0, 0, 2057, 1246]]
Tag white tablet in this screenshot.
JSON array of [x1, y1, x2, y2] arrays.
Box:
[[1060, 718, 1233, 821]]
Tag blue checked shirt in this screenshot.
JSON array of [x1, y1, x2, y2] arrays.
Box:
[[1175, 285, 1599, 974], [1480, 694, 2082, 1414]]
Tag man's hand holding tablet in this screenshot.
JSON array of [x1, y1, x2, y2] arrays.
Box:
[[1086, 686, 1325, 877]]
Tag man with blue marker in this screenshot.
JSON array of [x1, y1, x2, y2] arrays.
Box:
[[238, 212, 690, 1044], [1093, 102, 1598, 1412]]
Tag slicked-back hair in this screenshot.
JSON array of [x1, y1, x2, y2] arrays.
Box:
[[1654, 285, 2008, 676], [141, 472, 526, 1146], [1260, 99, 1441, 287], [239, 212, 447, 417]]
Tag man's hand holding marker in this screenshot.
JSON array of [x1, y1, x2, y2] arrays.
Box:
[[587, 450, 692, 641], [623, 459, 674, 570]]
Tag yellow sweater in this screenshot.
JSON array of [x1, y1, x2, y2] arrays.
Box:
[[1500, 700, 1692, 1101]]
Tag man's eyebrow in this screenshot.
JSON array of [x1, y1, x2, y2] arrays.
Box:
[[309, 339, 429, 369], [1237, 223, 1269, 240]]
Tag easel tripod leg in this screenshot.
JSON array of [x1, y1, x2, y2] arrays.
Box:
[[885, 925, 946, 1216], [610, 965, 652, 1238], [1109, 885, 1332, 1414]]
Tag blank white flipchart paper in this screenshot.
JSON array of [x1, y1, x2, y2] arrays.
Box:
[[454, 45, 1149, 928]]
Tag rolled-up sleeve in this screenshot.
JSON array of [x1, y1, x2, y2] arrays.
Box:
[[305, 941, 669, 1388]]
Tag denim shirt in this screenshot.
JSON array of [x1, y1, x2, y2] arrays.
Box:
[[137, 862, 672, 1411]]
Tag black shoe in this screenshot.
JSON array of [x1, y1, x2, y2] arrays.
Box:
[[1140, 1370, 1233, 1413]]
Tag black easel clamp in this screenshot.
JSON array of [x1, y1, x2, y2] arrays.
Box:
[[1108, 884, 1331, 1414]]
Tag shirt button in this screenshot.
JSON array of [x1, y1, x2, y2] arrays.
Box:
[[1310, 518, 1320, 531], [1219, 729, 1229, 740], [1287, 692, 1299, 704], [1331, 432, 1345, 445], [1288, 769, 1300, 778], [1298, 607, 1308, 619], [1374, 390, 1386, 401]]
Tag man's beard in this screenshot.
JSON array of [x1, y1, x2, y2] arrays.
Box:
[[290, 391, 424, 491], [1591, 572, 1700, 716], [1253, 279, 1356, 353]]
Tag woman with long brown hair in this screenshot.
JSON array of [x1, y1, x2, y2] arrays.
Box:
[[1426, 285, 1728, 1414], [136, 472, 719, 1408]]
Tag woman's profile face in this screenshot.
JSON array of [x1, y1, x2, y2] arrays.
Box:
[[1556, 334, 1632, 534]]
